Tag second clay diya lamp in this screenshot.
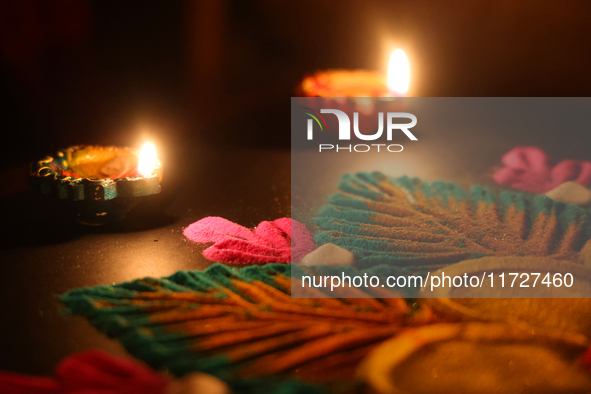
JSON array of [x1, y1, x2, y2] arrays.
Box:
[[296, 49, 411, 141], [297, 49, 411, 114], [29, 142, 162, 225], [299, 69, 393, 98]]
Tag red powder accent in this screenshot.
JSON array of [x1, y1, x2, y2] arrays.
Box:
[[57, 169, 80, 178], [0, 350, 169, 394], [493, 146, 591, 193], [580, 347, 591, 370], [183, 217, 315, 264]]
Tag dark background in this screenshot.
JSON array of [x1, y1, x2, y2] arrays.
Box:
[[2, 0, 591, 170], [2, 0, 591, 376]]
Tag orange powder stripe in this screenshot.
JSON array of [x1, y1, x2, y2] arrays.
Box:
[[225, 325, 335, 363], [375, 179, 410, 199], [555, 223, 583, 255], [269, 274, 291, 293], [238, 280, 349, 310], [244, 327, 400, 376], [524, 212, 559, 256], [233, 279, 345, 310], [411, 189, 430, 204], [364, 200, 421, 218], [148, 305, 254, 324], [474, 201, 504, 239], [502, 205, 529, 244], [248, 310, 388, 330], [164, 317, 271, 337], [194, 322, 310, 351], [132, 289, 226, 303], [274, 278, 349, 309], [267, 302, 400, 323], [342, 297, 386, 312], [215, 288, 259, 311], [364, 213, 439, 230], [293, 343, 378, 380], [364, 290, 410, 313], [229, 279, 283, 304], [148, 307, 228, 324], [354, 223, 451, 243]]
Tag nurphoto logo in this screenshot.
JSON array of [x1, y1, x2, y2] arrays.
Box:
[[303, 107, 417, 152]]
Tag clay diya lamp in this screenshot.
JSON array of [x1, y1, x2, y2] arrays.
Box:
[[296, 50, 411, 143], [359, 322, 591, 393], [296, 49, 411, 115], [29, 143, 162, 225]]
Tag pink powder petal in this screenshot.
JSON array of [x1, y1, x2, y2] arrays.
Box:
[[551, 160, 584, 186], [205, 250, 290, 264], [493, 146, 591, 193], [206, 239, 286, 257], [255, 221, 291, 249], [184, 217, 261, 244], [576, 162, 591, 186], [492, 167, 522, 188], [502, 146, 551, 173], [204, 242, 290, 264], [551, 160, 591, 188], [270, 218, 293, 237], [185, 217, 314, 265]]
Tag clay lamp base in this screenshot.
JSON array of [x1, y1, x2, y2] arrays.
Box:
[[29, 145, 162, 226]]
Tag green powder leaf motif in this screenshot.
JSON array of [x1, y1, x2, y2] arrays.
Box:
[[313, 172, 591, 269], [60, 263, 426, 392]]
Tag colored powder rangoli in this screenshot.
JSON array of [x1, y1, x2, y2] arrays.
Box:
[[313, 172, 591, 269], [60, 264, 431, 393], [492, 146, 591, 193], [183, 217, 314, 264]]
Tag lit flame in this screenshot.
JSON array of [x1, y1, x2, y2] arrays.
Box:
[[387, 49, 410, 96], [137, 142, 158, 177]]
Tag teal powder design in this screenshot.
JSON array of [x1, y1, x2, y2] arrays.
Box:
[[312, 172, 591, 268], [63, 263, 418, 394]]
